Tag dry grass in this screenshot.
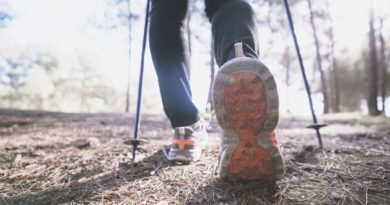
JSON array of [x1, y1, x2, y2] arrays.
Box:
[[0, 109, 389, 204]]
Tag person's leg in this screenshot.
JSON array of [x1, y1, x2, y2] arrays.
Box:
[[205, 0, 259, 66], [206, 0, 284, 182], [149, 0, 199, 128], [150, 0, 206, 163]]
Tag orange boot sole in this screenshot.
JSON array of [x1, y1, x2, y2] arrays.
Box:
[[213, 58, 284, 182]]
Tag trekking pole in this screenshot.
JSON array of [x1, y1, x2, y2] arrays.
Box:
[[124, 0, 151, 160], [283, 0, 327, 148]]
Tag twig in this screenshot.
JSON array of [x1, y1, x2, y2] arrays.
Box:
[[150, 162, 163, 175], [341, 186, 365, 205], [320, 161, 334, 175], [162, 147, 169, 159], [367, 193, 390, 199], [365, 187, 368, 205]]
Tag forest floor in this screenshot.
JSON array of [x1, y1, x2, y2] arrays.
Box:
[[0, 109, 389, 205]]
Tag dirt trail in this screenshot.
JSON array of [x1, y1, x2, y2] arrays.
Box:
[[0, 109, 389, 204]]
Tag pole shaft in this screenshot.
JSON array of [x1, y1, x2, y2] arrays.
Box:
[[315, 129, 323, 147], [133, 0, 151, 141], [283, 0, 318, 124], [283, 0, 324, 148]]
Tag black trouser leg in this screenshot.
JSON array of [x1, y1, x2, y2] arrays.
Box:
[[149, 0, 199, 128], [205, 0, 259, 66], [149, 0, 259, 128]]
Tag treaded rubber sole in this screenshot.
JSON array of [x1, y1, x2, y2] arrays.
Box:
[[213, 57, 284, 182], [167, 148, 195, 163]]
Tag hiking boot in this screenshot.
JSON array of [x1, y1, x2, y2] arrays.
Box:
[[167, 121, 208, 163], [213, 51, 284, 182]]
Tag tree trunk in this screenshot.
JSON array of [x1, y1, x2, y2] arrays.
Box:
[[367, 1, 380, 116], [207, 39, 215, 112], [326, 1, 340, 113], [379, 17, 387, 113], [329, 38, 340, 113], [285, 55, 291, 114], [281, 46, 292, 113], [307, 0, 329, 114], [125, 0, 132, 113]]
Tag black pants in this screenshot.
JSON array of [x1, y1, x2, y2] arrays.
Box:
[[150, 0, 259, 128]]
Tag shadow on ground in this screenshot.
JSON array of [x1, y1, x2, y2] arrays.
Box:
[[1, 110, 389, 204], [7, 148, 173, 204]]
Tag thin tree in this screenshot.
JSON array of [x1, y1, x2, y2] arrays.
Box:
[[125, 0, 133, 113], [307, 0, 329, 113], [367, 0, 380, 116], [281, 46, 292, 113], [325, 0, 340, 112], [379, 17, 387, 113], [206, 39, 215, 112]]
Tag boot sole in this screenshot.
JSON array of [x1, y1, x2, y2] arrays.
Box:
[[213, 57, 284, 182]]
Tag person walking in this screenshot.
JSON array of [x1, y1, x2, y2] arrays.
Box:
[[149, 0, 284, 182]]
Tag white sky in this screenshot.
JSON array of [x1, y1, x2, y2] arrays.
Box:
[[1, 0, 389, 115]]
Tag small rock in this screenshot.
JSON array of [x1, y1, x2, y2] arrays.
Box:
[[76, 141, 90, 149], [82, 153, 95, 161], [156, 201, 169, 205], [375, 166, 386, 172], [304, 145, 314, 152], [30, 150, 46, 157], [11, 154, 22, 162], [331, 192, 342, 199], [216, 193, 224, 199], [87, 137, 101, 148]]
